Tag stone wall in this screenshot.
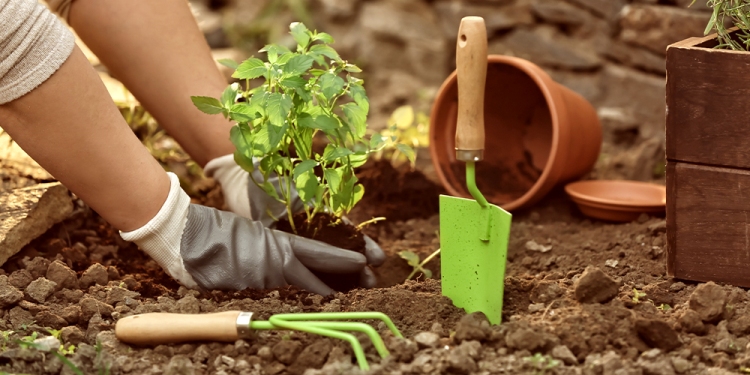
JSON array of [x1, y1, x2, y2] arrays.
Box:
[[200, 0, 714, 182]]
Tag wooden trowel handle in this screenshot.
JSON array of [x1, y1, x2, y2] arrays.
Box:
[[455, 16, 487, 161], [115, 311, 242, 345]]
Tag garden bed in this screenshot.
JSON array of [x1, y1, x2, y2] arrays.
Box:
[[0, 160, 747, 375]]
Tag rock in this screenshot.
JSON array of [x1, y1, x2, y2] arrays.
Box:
[[434, 1, 533, 39], [454, 312, 491, 342], [547, 69, 602, 103], [0, 275, 23, 308], [35, 311, 67, 329], [318, 0, 356, 20], [714, 338, 742, 354], [531, 0, 590, 25], [447, 348, 477, 374], [0, 183, 73, 266], [551, 345, 578, 365], [414, 331, 440, 348], [24, 277, 57, 303], [598, 64, 665, 140], [272, 340, 302, 365], [670, 356, 691, 373], [46, 260, 79, 291], [529, 303, 546, 313], [574, 266, 620, 303], [635, 318, 681, 351], [505, 325, 546, 352], [85, 313, 111, 345], [60, 326, 85, 346], [80, 297, 114, 322], [288, 339, 332, 374], [491, 26, 601, 70], [8, 269, 33, 289], [60, 305, 81, 324], [605, 41, 666, 74], [619, 5, 708, 55], [728, 315, 750, 336], [79, 264, 108, 288], [668, 282, 686, 293], [105, 286, 140, 306], [689, 282, 727, 322], [525, 240, 553, 253], [601, 351, 624, 374], [530, 280, 564, 303], [568, 0, 626, 19], [22, 257, 50, 279], [33, 336, 60, 352]]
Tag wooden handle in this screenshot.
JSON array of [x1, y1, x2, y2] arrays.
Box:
[[115, 311, 242, 345], [455, 16, 487, 159]]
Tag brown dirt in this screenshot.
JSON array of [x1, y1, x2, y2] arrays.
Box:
[[450, 158, 539, 203], [2, 157, 750, 375], [276, 212, 365, 292]]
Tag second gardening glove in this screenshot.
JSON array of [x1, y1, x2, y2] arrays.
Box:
[[204, 154, 385, 267], [120, 172, 376, 295]]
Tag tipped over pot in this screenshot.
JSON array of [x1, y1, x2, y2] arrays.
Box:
[[429, 55, 602, 211]]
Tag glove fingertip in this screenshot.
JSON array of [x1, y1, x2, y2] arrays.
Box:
[[364, 235, 386, 267]]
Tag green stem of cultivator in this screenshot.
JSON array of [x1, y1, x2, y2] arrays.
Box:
[[466, 161, 492, 241], [250, 312, 403, 370]]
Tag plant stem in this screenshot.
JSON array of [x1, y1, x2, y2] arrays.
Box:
[[406, 248, 441, 280]]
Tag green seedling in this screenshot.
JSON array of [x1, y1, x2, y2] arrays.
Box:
[[523, 353, 561, 375], [657, 303, 671, 311], [193, 22, 412, 233], [692, 0, 750, 51], [632, 288, 647, 303], [399, 248, 440, 280], [95, 339, 111, 375]]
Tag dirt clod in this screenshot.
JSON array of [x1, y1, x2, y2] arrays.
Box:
[[529, 280, 564, 303], [634, 318, 681, 351], [678, 309, 706, 335], [288, 339, 332, 374], [79, 297, 114, 321], [689, 282, 727, 322], [36, 311, 67, 329], [8, 269, 33, 289], [574, 266, 620, 304], [24, 277, 57, 303], [454, 312, 491, 342], [551, 345, 578, 365], [22, 256, 49, 279], [272, 339, 302, 365], [60, 305, 81, 324], [0, 275, 23, 308], [505, 324, 546, 352], [45, 260, 78, 291], [448, 341, 480, 374], [79, 263, 108, 288], [60, 326, 84, 345]]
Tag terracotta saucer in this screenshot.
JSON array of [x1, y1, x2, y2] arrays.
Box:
[[564, 180, 666, 222]]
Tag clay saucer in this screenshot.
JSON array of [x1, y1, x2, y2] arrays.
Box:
[[564, 180, 666, 222]]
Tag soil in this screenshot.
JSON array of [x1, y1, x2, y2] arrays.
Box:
[[2, 157, 750, 375], [276, 212, 366, 292]]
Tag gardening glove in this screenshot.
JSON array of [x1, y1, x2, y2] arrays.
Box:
[[204, 154, 386, 267], [119, 172, 375, 295]]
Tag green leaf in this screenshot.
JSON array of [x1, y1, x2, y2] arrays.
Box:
[[325, 168, 343, 193], [221, 83, 239, 107], [309, 69, 327, 77], [323, 145, 354, 161], [350, 152, 368, 168], [230, 124, 254, 158], [341, 102, 367, 138], [191, 96, 224, 114], [309, 44, 341, 61], [348, 84, 369, 113], [266, 93, 293, 127], [396, 143, 416, 164], [284, 54, 314, 76], [217, 58, 239, 69], [299, 113, 338, 132], [261, 181, 280, 200], [390, 105, 414, 129], [229, 103, 258, 122], [293, 160, 318, 179], [319, 73, 345, 101], [295, 169, 318, 203], [260, 44, 291, 63], [233, 58, 267, 79], [233, 150, 255, 173], [344, 64, 362, 73], [351, 182, 365, 210], [280, 76, 307, 89], [399, 251, 420, 267], [290, 22, 311, 49], [312, 32, 334, 44], [369, 133, 386, 149]]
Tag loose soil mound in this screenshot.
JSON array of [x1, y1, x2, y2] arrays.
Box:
[[1, 163, 748, 375]]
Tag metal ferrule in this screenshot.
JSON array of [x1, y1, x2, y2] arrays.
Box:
[[235, 311, 254, 339], [456, 150, 484, 162]]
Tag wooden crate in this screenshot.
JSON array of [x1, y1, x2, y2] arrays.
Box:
[[666, 32, 750, 287]]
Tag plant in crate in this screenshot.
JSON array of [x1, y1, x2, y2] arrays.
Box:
[[191, 23, 408, 288]]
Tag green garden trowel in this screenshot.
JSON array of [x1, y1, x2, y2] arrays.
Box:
[[440, 16, 512, 325]]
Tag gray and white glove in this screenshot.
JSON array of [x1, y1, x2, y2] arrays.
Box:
[[120, 172, 375, 295], [204, 154, 385, 267]]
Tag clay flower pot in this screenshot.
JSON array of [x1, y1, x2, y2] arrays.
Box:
[[429, 55, 602, 211]]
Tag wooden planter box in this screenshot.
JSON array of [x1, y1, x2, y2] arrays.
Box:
[[666, 31, 750, 287]]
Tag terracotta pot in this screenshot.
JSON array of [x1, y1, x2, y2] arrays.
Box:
[[429, 55, 602, 211]]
